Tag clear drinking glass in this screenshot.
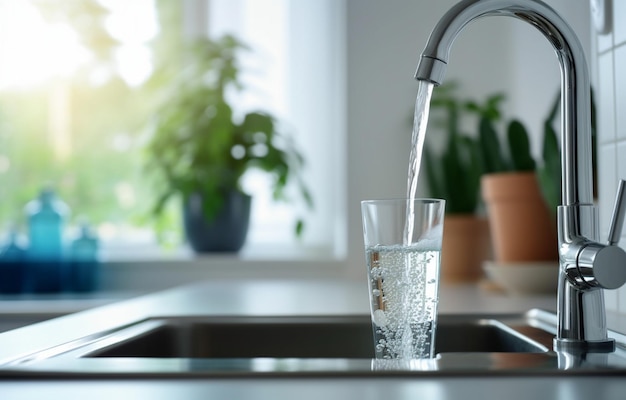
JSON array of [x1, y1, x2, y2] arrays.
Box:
[[361, 198, 445, 360]]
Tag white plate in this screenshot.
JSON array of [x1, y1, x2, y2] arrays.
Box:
[[483, 261, 558, 295]]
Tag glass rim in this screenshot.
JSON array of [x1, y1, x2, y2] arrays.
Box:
[[361, 198, 445, 205]]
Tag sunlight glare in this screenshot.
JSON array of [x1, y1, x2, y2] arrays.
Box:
[[100, 0, 157, 87], [0, 0, 158, 89], [115, 44, 153, 87], [100, 0, 158, 43], [0, 1, 90, 89]]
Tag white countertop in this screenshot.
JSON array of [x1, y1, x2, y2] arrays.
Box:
[[0, 290, 143, 332], [0, 291, 140, 315], [0, 280, 555, 316], [0, 280, 556, 333]]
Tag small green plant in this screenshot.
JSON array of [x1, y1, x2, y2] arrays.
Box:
[[427, 82, 596, 218], [144, 35, 312, 236], [424, 84, 501, 214], [536, 93, 561, 214], [477, 92, 566, 215], [476, 115, 537, 174], [536, 89, 597, 214]]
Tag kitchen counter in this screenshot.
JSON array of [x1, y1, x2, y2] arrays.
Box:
[[0, 290, 143, 333], [0, 290, 141, 315], [0, 279, 556, 364], [1, 375, 625, 400], [0, 279, 624, 400]]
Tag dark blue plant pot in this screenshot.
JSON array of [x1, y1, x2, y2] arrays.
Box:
[[183, 191, 252, 253]]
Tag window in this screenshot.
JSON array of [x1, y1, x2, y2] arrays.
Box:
[[0, 0, 165, 255], [206, 0, 345, 256], [0, 0, 344, 261]]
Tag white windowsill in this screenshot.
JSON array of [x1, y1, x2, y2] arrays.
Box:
[[100, 242, 337, 263], [97, 242, 349, 292]]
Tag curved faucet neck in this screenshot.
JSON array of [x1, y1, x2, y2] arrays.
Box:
[[415, 0, 593, 208]]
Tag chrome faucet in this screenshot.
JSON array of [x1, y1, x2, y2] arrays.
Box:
[[415, 0, 626, 352]]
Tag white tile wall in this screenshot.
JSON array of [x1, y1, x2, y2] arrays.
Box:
[[598, 144, 616, 241], [597, 26, 613, 52], [598, 52, 616, 144], [595, 1, 626, 313], [615, 46, 626, 141], [614, 0, 626, 45], [598, 143, 618, 311]]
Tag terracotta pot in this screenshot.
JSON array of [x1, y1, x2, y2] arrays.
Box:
[[481, 172, 558, 262], [441, 214, 491, 283]]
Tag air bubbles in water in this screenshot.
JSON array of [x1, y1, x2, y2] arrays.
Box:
[[373, 309, 388, 327]]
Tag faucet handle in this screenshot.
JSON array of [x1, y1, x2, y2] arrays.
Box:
[[575, 180, 626, 290], [607, 179, 626, 246], [578, 243, 626, 289]]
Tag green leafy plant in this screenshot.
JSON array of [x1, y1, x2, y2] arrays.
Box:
[[537, 89, 597, 214], [424, 84, 502, 214], [144, 35, 312, 236], [477, 94, 560, 216], [476, 115, 537, 174], [536, 93, 561, 215], [427, 80, 596, 220]]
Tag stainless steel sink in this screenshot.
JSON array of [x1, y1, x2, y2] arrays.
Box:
[[0, 310, 565, 377], [8, 309, 626, 376], [51, 313, 551, 359]]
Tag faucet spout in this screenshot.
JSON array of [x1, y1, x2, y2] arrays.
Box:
[[416, 0, 626, 352]]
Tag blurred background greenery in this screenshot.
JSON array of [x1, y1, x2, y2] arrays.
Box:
[[0, 0, 183, 246]]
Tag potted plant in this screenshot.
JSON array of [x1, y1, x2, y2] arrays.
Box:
[[479, 94, 561, 263], [480, 89, 598, 264], [144, 35, 312, 252], [423, 84, 496, 283]]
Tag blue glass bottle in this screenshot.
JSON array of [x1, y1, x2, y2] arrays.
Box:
[[69, 221, 99, 292], [0, 228, 26, 294], [25, 187, 69, 293]]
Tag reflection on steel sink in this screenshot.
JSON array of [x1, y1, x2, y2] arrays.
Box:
[[49, 312, 553, 360]]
